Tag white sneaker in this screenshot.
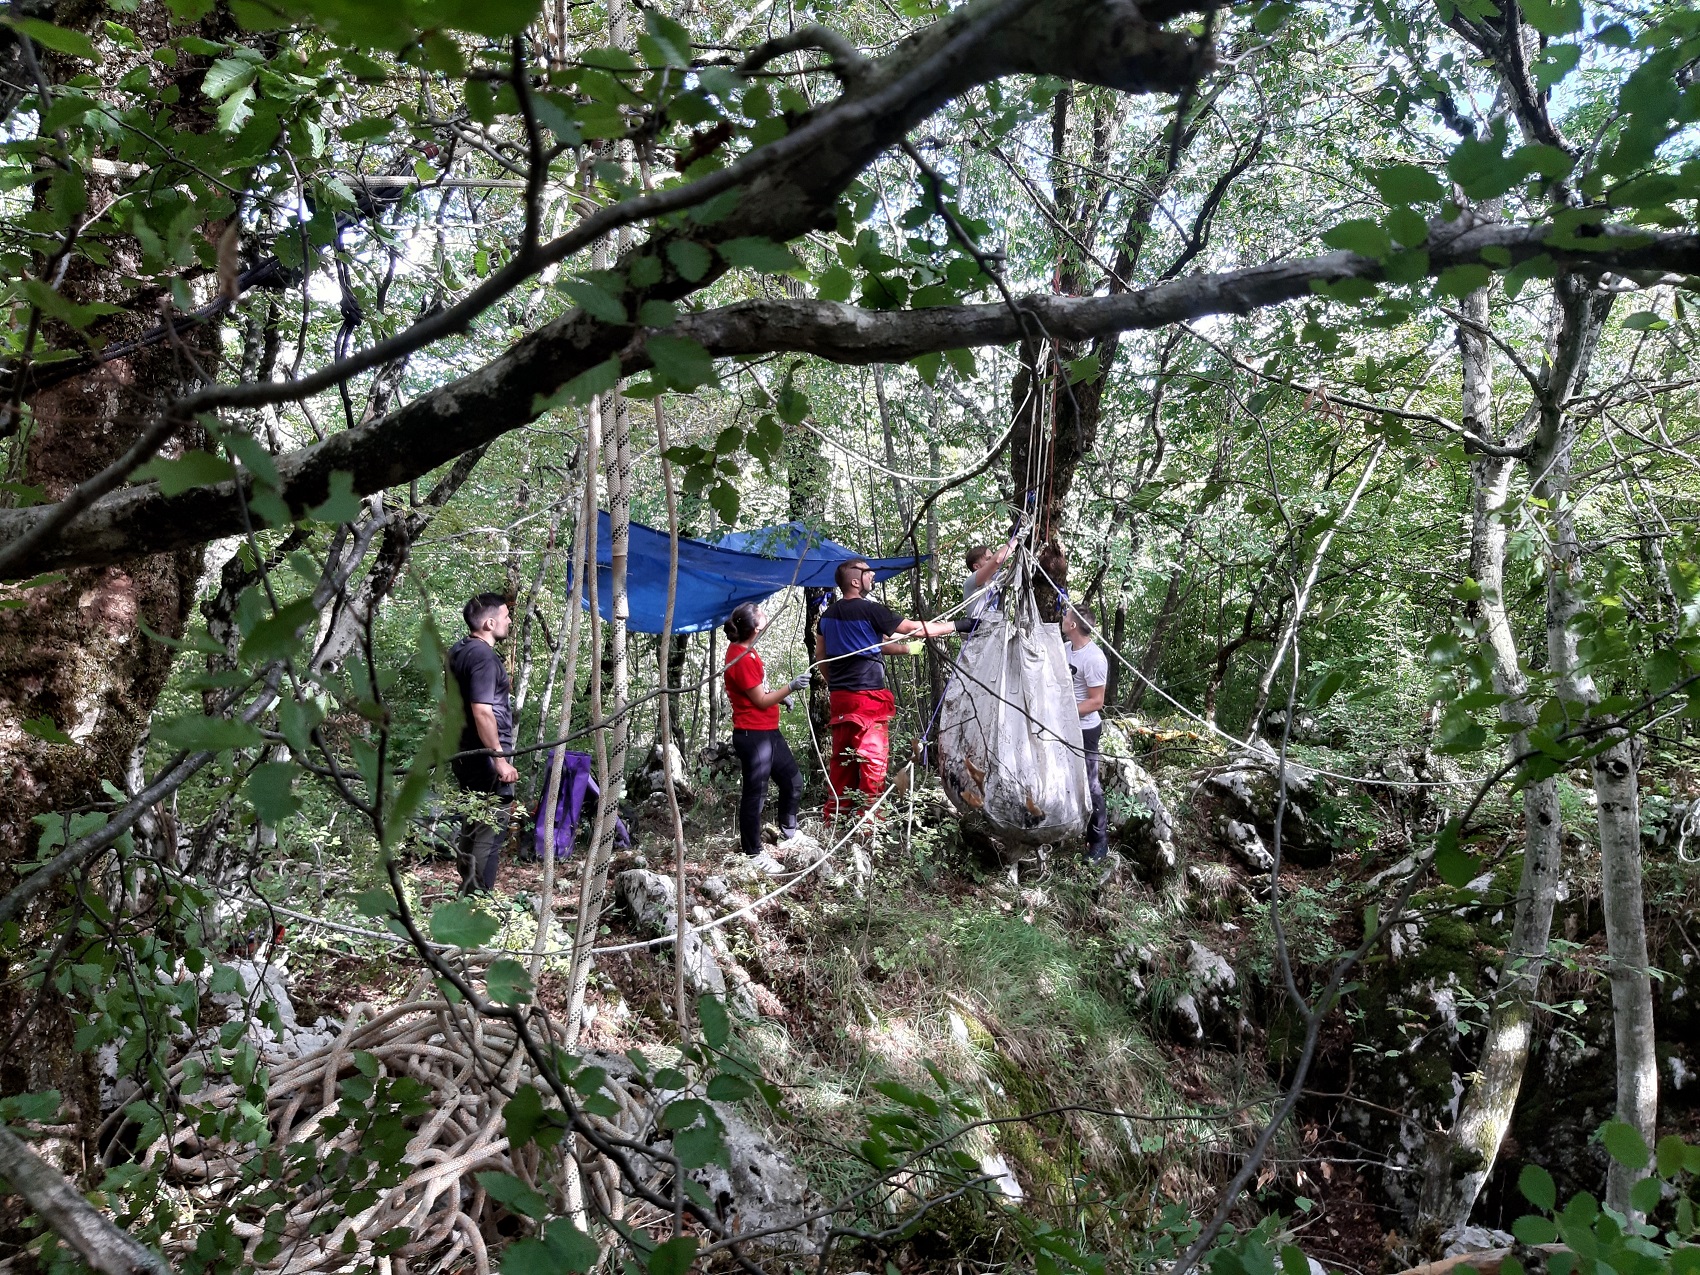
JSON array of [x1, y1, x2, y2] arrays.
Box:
[[747, 851, 787, 876]]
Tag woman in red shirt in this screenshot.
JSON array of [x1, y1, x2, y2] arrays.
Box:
[[723, 602, 809, 872]]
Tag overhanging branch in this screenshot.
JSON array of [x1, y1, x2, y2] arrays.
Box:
[[0, 220, 1693, 579]]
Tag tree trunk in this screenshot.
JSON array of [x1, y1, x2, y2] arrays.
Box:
[[1106, 590, 1127, 708], [1522, 273, 1655, 1216], [1420, 284, 1564, 1235], [0, 4, 228, 1165], [1595, 731, 1657, 1213]]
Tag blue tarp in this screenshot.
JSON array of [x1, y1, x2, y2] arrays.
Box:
[[579, 513, 923, 634]]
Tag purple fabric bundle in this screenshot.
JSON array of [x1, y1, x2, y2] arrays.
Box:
[[533, 750, 629, 861]]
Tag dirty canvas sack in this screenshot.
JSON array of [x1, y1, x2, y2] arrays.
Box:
[[937, 575, 1089, 843]]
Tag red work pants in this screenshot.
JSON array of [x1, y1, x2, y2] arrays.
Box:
[[826, 689, 894, 823]]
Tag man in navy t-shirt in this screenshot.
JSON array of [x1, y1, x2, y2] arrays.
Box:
[[818, 560, 972, 822], [448, 591, 517, 893]]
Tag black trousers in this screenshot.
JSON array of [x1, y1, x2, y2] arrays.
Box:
[[451, 755, 514, 893], [732, 728, 802, 857], [1081, 724, 1108, 858]]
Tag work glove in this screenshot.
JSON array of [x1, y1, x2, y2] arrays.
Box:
[[781, 695, 795, 711], [786, 672, 811, 693], [903, 640, 925, 656], [954, 617, 978, 635]]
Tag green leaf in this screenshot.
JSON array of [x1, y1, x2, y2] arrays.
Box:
[[672, 1123, 726, 1169], [439, 0, 542, 38], [1622, 311, 1667, 331], [1516, 1169, 1557, 1217], [504, 1085, 547, 1146], [1432, 820, 1478, 887], [353, 887, 395, 918], [239, 597, 318, 663], [1512, 1215, 1558, 1246], [1323, 219, 1391, 259], [429, 899, 499, 949], [1448, 132, 1517, 200], [708, 481, 740, 525], [1372, 163, 1444, 204], [20, 715, 73, 746], [246, 762, 301, 824], [666, 239, 713, 282], [309, 471, 362, 524], [223, 432, 281, 488], [1066, 354, 1100, 385], [1517, 0, 1581, 37], [1655, 1134, 1688, 1179], [474, 1170, 548, 1221], [1601, 1119, 1649, 1171], [697, 994, 730, 1049], [202, 56, 257, 101], [533, 356, 621, 413], [718, 236, 799, 273], [155, 713, 264, 754], [648, 1236, 699, 1275], [646, 335, 716, 390], [0, 1089, 62, 1123], [808, 266, 851, 307], [638, 300, 678, 327], [1435, 264, 1493, 299], [561, 278, 628, 325], [705, 1073, 755, 1102], [133, 451, 237, 496], [1307, 669, 1348, 707], [1, 16, 100, 61], [486, 959, 533, 1006], [1629, 1174, 1662, 1215], [1383, 249, 1430, 286], [1386, 208, 1428, 249], [542, 1220, 600, 1273]]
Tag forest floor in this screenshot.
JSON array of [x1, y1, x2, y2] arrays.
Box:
[[270, 756, 1415, 1274]]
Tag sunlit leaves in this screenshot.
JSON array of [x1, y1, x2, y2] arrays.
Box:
[[429, 899, 499, 948]]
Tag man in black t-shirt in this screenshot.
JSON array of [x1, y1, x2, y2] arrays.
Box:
[[448, 591, 517, 893], [818, 560, 972, 822]]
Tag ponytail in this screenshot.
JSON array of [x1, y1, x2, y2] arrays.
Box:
[[723, 602, 761, 643]]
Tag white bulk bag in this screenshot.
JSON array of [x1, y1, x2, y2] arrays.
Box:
[[937, 564, 1089, 844]]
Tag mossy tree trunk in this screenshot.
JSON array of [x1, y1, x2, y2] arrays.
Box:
[[0, 3, 227, 1171]]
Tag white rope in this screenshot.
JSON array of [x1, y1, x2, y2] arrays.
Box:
[[245, 778, 906, 961], [1028, 557, 1465, 790]]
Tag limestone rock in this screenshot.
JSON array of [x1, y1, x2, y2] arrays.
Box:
[[617, 869, 726, 1000], [1205, 755, 1333, 867], [1220, 818, 1274, 873], [685, 1107, 826, 1253], [630, 740, 694, 804]]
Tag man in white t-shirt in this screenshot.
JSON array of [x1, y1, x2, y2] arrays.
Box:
[[1061, 607, 1109, 860]]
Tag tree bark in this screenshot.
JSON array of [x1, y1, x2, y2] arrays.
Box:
[[0, 3, 228, 1166], [1419, 283, 1564, 1236], [5, 224, 1698, 579]]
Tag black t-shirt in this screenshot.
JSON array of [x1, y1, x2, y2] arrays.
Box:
[[450, 635, 514, 759], [819, 597, 905, 692]]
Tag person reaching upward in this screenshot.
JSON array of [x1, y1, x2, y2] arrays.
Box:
[[818, 559, 973, 823]]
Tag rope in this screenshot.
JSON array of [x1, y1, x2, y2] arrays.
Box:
[[1027, 556, 1464, 790], [247, 779, 907, 961]]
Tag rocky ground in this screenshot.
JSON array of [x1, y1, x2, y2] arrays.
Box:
[[211, 721, 1700, 1272]]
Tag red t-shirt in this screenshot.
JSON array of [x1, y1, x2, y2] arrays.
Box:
[[724, 643, 780, 731]]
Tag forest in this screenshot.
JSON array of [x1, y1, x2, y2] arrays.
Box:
[[0, 0, 1697, 1271]]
